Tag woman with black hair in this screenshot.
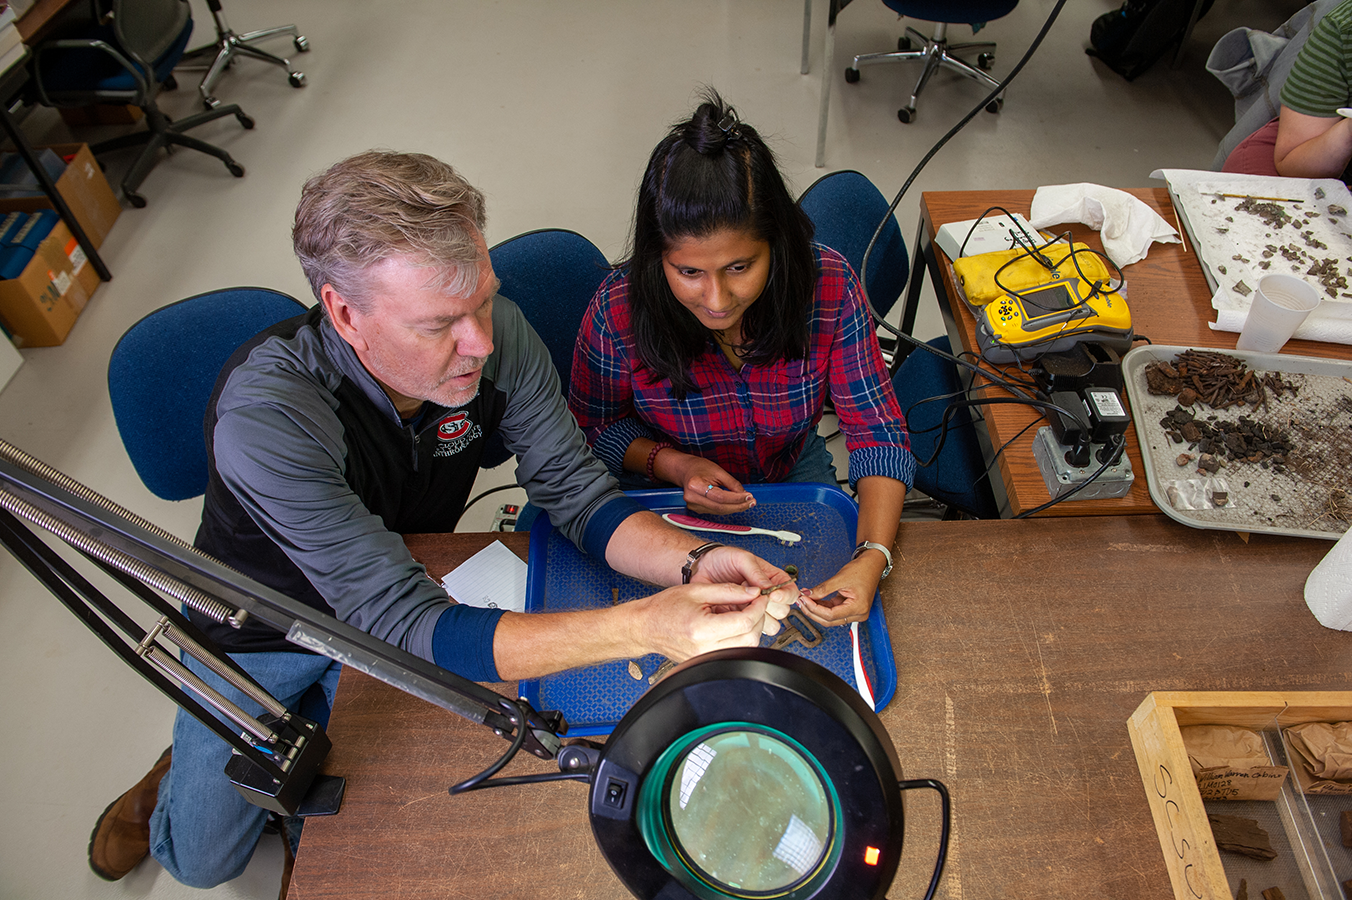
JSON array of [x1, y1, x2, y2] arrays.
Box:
[[568, 91, 913, 626]]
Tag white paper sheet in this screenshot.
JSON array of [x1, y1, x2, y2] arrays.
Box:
[[439, 539, 528, 612]]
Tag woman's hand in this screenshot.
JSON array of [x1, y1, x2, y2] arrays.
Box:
[[661, 452, 755, 515], [796, 554, 884, 626]]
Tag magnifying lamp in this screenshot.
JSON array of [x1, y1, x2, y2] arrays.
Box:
[[0, 439, 948, 899]]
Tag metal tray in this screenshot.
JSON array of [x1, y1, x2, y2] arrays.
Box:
[[1123, 344, 1352, 540], [520, 483, 898, 736]]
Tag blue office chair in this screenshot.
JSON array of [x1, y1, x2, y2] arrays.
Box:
[[108, 287, 307, 501], [891, 335, 999, 518], [481, 228, 611, 470], [798, 170, 908, 361], [32, 0, 254, 207], [844, 0, 1019, 123]]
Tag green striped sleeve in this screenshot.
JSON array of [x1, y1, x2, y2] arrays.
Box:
[[1281, 2, 1352, 117]]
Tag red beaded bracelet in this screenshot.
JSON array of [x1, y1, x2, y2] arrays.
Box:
[[646, 441, 673, 481]]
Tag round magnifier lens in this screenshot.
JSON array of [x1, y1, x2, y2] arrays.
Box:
[[665, 729, 834, 895]]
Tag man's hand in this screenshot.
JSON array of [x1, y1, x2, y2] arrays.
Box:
[[688, 545, 795, 631], [630, 583, 772, 661]]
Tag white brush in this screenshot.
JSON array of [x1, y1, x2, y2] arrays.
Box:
[[662, 513, 802, 544]]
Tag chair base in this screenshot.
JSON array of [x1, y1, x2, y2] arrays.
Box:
[[176, 3, 307, 108], [92, 101, 252, 207], [847, 22, 1005, 123]]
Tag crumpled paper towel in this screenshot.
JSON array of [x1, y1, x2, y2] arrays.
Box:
[[1306, 525, 1352, 631], [1029, 183, 1181, 267]]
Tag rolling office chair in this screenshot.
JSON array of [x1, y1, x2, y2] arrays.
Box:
[[176, 0, 309, 109], [32, 0, 255, 207], [799, 170, 996, 517], [890, 336, 999, 518], [108, 288, 307, 501], [480, 228, 611, 470], [845, 0, 1019, 124], [798, 169, 909, 365]]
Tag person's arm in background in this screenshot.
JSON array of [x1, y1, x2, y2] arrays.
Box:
[[797, 250, 913, 627], [1274, 105, 1352, 176], [1273, 7, 1352, 177]]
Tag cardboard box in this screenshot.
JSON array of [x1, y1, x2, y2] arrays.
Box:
[[0, 327, 21, 393], [0, 219, 95, 347], [1128, 691, 1352, 900], [0, 143, 121, 248]]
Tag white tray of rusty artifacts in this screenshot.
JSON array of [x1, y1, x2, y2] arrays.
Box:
[[1122, 345, 1352, 540]]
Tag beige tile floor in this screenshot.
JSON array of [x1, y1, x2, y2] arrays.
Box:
[[0, 0, 1309, 896]]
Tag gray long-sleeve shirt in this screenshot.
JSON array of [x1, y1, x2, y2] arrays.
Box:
[[191, 299, 639, 663]]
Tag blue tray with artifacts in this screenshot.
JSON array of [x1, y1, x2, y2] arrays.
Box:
[[522, 483, 897, 736]]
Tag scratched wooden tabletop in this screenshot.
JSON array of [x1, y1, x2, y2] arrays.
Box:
[[289, 518, 1352, 900]]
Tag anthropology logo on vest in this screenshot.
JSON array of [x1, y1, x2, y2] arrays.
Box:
[[433, 411, 482, 457]]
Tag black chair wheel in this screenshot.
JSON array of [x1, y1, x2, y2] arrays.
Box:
[[288, 72, 307, 88], [898, 36, 912, 51], [163, 73, 177, 91], [985, 98, 1003, 114], [978, 52, 994, 70], [294, 35, 310, 53], [236, 112, 255, 129], [844, 67, 860, 84], [898, 106, 915, 124], [227, 162, 245, 178], [126, 190, 147, 208]]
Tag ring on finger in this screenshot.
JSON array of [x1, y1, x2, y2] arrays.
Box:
[[704, 483, 715, 496]]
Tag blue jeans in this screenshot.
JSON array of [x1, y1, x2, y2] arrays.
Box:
[[149, 651, 340, 888]]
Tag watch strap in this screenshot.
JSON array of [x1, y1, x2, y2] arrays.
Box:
[[681, 541, 725, 584]]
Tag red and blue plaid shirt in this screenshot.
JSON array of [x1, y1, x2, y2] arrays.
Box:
[[568, 245, 913, 489]]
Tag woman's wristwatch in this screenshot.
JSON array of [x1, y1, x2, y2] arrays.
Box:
[[852, 540, 893, 579]]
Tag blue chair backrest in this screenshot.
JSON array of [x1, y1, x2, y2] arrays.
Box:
[[799, 170, 908, 318], [481, 228, 610, 469], [880, 0, 1019, 26], [489, 228, 610, 386], [108, 287, 308, 500]]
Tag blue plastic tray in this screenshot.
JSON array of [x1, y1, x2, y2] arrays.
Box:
[[522, 483, 897, 736]]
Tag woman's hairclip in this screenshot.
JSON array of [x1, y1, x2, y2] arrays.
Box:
[[716, 111, 741, 141]]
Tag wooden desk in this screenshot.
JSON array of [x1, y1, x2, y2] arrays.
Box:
[[909, 189, 1352, 518], [289, 520, 1352, 900]]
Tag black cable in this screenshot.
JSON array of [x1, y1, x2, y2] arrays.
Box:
[[448, 698, 533, 795], [461, 482, 523, 519], [891, 778, 950, 900]]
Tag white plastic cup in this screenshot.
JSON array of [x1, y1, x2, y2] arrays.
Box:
[[1235, 274, 1322, 353]]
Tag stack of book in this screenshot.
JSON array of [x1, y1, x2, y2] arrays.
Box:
[[0, 209, 59, 280]]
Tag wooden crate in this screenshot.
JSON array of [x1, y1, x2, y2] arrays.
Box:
[[1128, 691, 1352, 900]]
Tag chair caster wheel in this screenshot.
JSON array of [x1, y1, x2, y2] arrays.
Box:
[[844, 67, 860, 83], [236, 112, 255, 129], [289, 72, 306, 88], [898, 36, 912, 51], [227, 162, 245, 178], [126, 191, 147, 208], [985, 98, 1003, 114], [898, 107, 915, 124], [978, 52, 994, 70], [294, 35, 309, 53], [163, 73, 177, 91]]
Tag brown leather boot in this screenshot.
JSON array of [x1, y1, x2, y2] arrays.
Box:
[[88, 746, 172, 880]]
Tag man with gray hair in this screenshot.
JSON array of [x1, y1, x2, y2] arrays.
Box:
[[87, 150, 794, 893]]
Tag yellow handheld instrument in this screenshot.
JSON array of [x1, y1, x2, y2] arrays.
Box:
[[952, 238, 1132, 363]]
